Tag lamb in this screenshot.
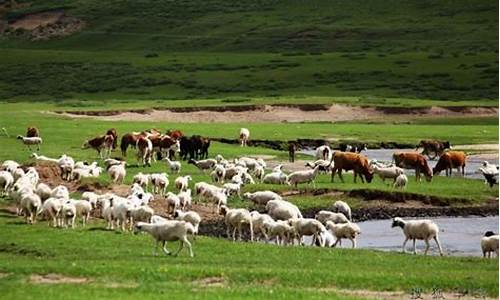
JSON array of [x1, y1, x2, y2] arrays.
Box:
[[333, 200, 352, 221], [17, 135, 42, 151], [266, 199, 302, 221], [165, 192, 180, 213], [188, 158, 217, 172], [178, 189, 192, 210], [325, 221, 361, 248], [286, 166, 320, 188], [262, 220, 295, 246], [315, 210, 349, 224], [393, 174, 408, 189], [66, 199, 92, 227], [111, 198, 135, 231], [130, 205, 155, 224], [222, 182, 242, 198], [288, 218, 326, 246], [481, 231, 499, 258], [250, 211, 274, 241], [20, 192, 42, 224], [391, 217, 444, 256], [163, 157, 181, 174], [150, 173, 169, 196], [263, 171, 287, 185], [133, 172, 150, 191], [108, 161, 126, 184], [134, 221, 195, 257], [372, 165, 405, 183], [175, 175, 192, 192], [35, 183, 52, 201], [210, 164, 226, 184], [60, 201, 77, 228], [58, 155, 75, 181], [41, 197, 63, 227], [239, 128, 250, 147], [243, 191, 282, 206], [173, 210, 201, 235], [0, 171, 14, 196], [219, 205, 254, 241]]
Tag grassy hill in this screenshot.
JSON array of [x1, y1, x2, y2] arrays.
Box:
[[0, 0, 498, 102]]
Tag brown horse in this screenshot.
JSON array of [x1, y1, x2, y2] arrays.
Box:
[[106, 128, 118, 150], [120, 133, 142, 157]]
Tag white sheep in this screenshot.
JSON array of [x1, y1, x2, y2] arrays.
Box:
[[151, 215, 169, 224], [104, 158, 123, 169], [315, 210, 349, 224], [72, 166, 102, 181], [391, 217, 444, 256], [315, 145, 332, 161], [0, 170, 14, 196], [372, 165, 405, 183], [11, 167, 25, 181], [173, 210, 201, 235], [35, 182, 52, 201], [130, 205, 155, 225], [17, 135, 42, 151], [60, 201, 77, 228], [165, 192, 180, 213], [50, 185, 69, 200], [239, 128, 250, 147], [243, 191, 281, 206], [133, 172, 150, 191], [210, 164, 226, 184], [178, 189, 192, 210], [20, 192, 42, 224], [108, 161, 126, 184], [219, 205, 253, 241], [481, 231, 499, 258], [325, 221, 361, 248], [65, 199, 92, 227], [2, 160, 20, 173], [222, 182, 242, 198], [134, 221, 195, 257], [41, 197, 63, 227], [262, 220, 295, 246], [263, 171, 287, 185], [163, 157, 181, 174], [266, 199, 302, 221], [174, 175, 191, 191], [250, 211, 274, 241], [333, 200, 352, 221], [188, 158, 217, 172], [150, 173, 169, 196], [288, 218, 326, 246], [286, 166, 320, 188], [393, 174, 408, 189], [111, 197, 134, 231], [253, 164, 265, 182], [305, 160, 332, 174]]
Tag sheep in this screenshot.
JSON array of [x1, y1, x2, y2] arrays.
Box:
[[150, 173, 169, 196], [253, 164, 265, 182], [325, 221, 361, 248], [173, 210, 201, 235], [210, 164, 226, 184], [256, 158, 267, 169], [272, 164, 283, 173], [111, 198, 134, 231], [288, 218, 326, 246], [316, 229, 335, 247], [263, 171, 287, 185], [315, 210, 349, 225], [481, 231, 499, 258], [134, 221, 195, 257], [17, 135, 42, 151], [20, 192, 42, 224], [60, 201, 77, 228], [202, 189, 227, 212], [188, 158, 217, 172], [72, 166, 102, 181], [240, 171, 255, 185], [286, 166, 320, 188], [219, 205, 254, 241], [104, 158, 123, 169], [0, 171, 14, 196], [30, 153, 58, 163], [477, 161, 499, 187], [222, 182, 242, 198], [333, 200, 352, 221], [250, 211, 274, 241], [163, 157, 181, 174], [262, 220, 295, 246], [238, 157, 260, 171], [165, 192, 180, 213], [41, 197, 63, 227], [239, 128, 250, 147], [391, 217, 444, 256], [393, 174, 408, 189], [12, 167, 25, 181], [58, 155, 75, 181], [133, 172, 150, 191], [178, 189, 192, 210], [81, 191, 99, 208], [66, 199, 92, 227], [2, 160, 20, 173], [315, 145, 332, 161], [151, 215, 169, 224], [108, 161, 126, 184], [305, 160, 332, 174], [130, 205, 155, 225], [371, 165, 405, 184], [175, 175, 192, 192], [243, 191, 281, 206], [35, 183, 52, 201], [51, 185, 69, 200], [266, 199, 302, 221], [224, 165, 248, 180]]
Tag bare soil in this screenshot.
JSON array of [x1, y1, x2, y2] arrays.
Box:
[[29, 273, 91, 284]]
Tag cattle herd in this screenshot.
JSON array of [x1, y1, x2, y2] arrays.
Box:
[[0, 126, 498, 258]]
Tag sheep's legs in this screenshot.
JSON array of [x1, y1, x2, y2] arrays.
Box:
[[179, 237, 193, 257], [350, 238, 356, 249], [173, 241, 184, 256], [434, 237, 444, 256], [232, 227, 237, 241], [401, 238, 409, 253], [162, 241, 171, 256], [413, 239, 417, 254], [333, 238, 341, 248], [423, 239, 430, 255]]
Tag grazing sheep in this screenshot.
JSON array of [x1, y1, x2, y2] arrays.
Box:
[[178, 189, 192, 210], [130, 205, 155, 225], [481, 231, 499, 258], [163, 157, 181, 174], [239, 128, 250, 147], [253, 164, 265, 182], [243, 191, 281, 205], [175, 175, 192, 192], [20, 192, 42, 224], [108, 161, 126, 184], [315, 210, 349, 225], [150, 173, 169, 196], [263, 171, 287, 185], [188, 158, 217, 172], [266, 199, 302, 221], [238, 157, 260, 171], [151, 215, 169, 224], [250, 211, 274, 241], [133, 172, 150, 191], [325, 221, 361, 248], [0, 171, 14, 196], [134, 221, 195, 257], [272, 164, 283, 173], [333, 200, 352, 221], [372, 165, 405, 183], [72, 166, 102, 181], [287, 166, 320, 188], [219, 205, 254, 241], [60, 201, 77, 228], [222, 182, 242, 198], [165, 192, 180, 213], [305, 160, 332, 174], [35, 183, 52, 201], [477, 161, 499, 188], [66, 199, 92, 227], [17, 135, 42, 151], [262, 220, 295, 246], [51, 185, 69, 200], [288, 218, 326, 246], [173, 210, 201, 235], [41, 197, 63, 227], [391, 217, 444, 256], [210, 164, 226, 184], [393, 174, 408, 189], [104, 158, 123, 169]]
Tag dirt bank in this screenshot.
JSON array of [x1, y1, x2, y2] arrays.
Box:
[[54, 104, 498, 123]]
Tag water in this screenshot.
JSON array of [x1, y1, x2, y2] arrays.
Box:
[[300, 148, 498, 180]]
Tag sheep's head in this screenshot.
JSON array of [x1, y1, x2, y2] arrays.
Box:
[[173, 210, 180, 218], [133, 222, 145, 234], [484, 231, 496, 237], [218, 205, 228, 216], [391, 217, 405, 228]]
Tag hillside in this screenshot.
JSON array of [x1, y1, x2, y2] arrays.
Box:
[[0, 0, 498, 102]]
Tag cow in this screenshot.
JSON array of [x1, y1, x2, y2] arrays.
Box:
[[417, 140, 451, 160], [179, 135, 210, 160], [82, 134, 114, 159], [136, 136, 153, 167], [330, 152, 373, 183], [339, 143, 367, 154], [166, 129, 184, 140], [26, 126, 40, 138], [393, 152, 433, 182], [106, 128, 118, 150], [120, 130, 159, 157], [432, 151, 466, 177]]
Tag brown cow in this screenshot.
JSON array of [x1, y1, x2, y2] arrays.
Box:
[[166, 129, 184, 140], [106, 128, 118, 150], [417, 140, 451, 160], [120, 132, 148, 157], [26, 126, 39, 138], [150, 135, 180, 160], [136, 136, 153, 167], [393, 152, 433, 182], [432, 151, 466, 177], [82, 134, 114, 159], [331, 152, 373, 183]]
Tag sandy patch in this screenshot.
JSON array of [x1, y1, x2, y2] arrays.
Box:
[[10, 11, 65, 30], [29, 273, 91, 284], [455, 144, 499, 151], [192, 276, 226, 288], [55, 105, 498, 124], [102, 281, 139, 289], [0, 272, 12, 279]]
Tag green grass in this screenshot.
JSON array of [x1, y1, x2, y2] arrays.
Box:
[[0, 213, 498, 299]]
